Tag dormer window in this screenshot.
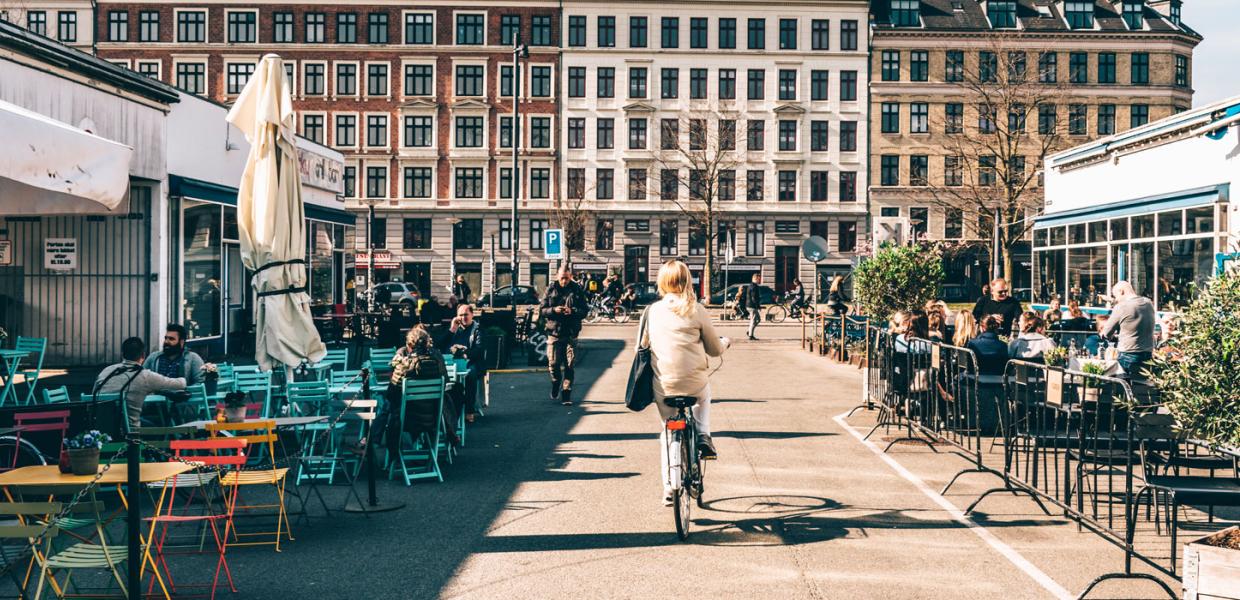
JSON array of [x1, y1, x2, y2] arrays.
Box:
[[1064, 1, 1094, 29], [988, 1, 1017, 28], [1122, 1, 1144, 29], [891, 0, 920, 27], [1170, 0, 1181, 25]]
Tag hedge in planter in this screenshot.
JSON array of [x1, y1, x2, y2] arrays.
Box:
[[852, 244, 944, 324], [1148, 270, 1240, 447]]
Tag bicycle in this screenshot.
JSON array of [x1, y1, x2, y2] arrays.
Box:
[[585, 296, 632, 324], [663, 395, 705, 540], [0, 435, 50, 471], [764, 293, 815, 324]]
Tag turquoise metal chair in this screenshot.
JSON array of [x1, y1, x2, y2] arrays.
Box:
[[316, 348, 349, 372], [330, 369, 368, 399], [287, 380, 346, 484], [387, 377, 446, 485], [13, 337, 46, 405], [367, 348, 397, 395], [42, 386, 71, 404], [234, 371, 274, 417], [186, 383, 211, 420]]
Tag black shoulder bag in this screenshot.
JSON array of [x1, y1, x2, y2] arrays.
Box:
[[624, 307, 655, 412]]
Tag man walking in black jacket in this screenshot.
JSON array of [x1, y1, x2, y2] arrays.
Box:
[[540, 265, 589, 406], [971, 277, 1024, 336], [746, 273, 764, 340]]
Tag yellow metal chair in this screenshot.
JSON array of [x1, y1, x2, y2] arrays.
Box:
[[205, 420, 292, 551]]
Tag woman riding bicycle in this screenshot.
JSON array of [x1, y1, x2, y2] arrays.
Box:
[[644, 260, 730, 506]]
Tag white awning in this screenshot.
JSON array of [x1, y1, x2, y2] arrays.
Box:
[[0, 99, 134, 215]]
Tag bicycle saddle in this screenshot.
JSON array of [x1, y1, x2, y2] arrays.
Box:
[[663, 395, 698, 408]]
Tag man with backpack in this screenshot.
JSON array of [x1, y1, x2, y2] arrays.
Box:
[[95, 337, 186, 429], [540, 265, 589, 406]]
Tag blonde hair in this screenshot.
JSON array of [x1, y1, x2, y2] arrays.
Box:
[[952, 311, 978, 347], [657, 260, 697, 318], [829, 274, 844, 293]]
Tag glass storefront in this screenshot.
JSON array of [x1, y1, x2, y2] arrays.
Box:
[[1033, 202, 1223, 312], [181, 199, 223, 339]]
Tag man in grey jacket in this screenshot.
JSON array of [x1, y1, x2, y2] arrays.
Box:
[[95, 337, 186, 429], [143, 324, 205, 385], [1100, 281, 1155, 380]]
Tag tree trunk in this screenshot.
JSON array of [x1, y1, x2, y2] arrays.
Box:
[[704, 221, 714, 301]]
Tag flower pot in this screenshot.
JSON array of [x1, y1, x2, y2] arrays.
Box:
[[67, 448, 100, 476], [204, 378, 218, 396], [1183, 526, 1240, 600], [225, 406, 247, 423], [1082, 386, 1100, 403]]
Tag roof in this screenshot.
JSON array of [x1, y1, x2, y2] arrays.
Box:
[[0, 20, 180, 105], [871, 0, 1200, 38]]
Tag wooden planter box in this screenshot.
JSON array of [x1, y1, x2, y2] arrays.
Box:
[[1184, 526, 1240, 600]]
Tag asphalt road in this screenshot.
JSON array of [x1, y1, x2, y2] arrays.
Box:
[[122, 322, 1187, 599]]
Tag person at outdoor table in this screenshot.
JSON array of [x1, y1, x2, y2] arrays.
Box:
[[1042, 298, 1062, 322], [1100, 281, 1156, 380], [95, 336, 186, 429], [895, 310, 931, 353], [452, 274, 472, 304], [971, 277, 1024, 336], [1059, 301, 1094, 332], [375, 327, 460, 450], [952, 312, 978, 347], [966, 316, 1010, 434], [1008, 312, 1056, 362], [927, 311, 946, 342], [143, 323, 204, 385], [444, 303, 485, 421]]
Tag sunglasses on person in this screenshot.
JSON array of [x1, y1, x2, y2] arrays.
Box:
[[995, 289, 1009, 297]]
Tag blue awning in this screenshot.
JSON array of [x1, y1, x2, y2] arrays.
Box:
[[306, 203, 355, 226], [169, 174, 237, 205], [1035, 184, 1228, 229]]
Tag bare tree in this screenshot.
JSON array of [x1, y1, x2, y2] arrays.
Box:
[[924, 34, 1071, 280], [549, 178, 591, 263], [652, 109, 744, 296]]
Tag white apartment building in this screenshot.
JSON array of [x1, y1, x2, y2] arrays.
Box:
[[561, 0, 870, 297]]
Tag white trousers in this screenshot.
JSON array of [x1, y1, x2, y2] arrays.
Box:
[[655, 383, 712, 494]]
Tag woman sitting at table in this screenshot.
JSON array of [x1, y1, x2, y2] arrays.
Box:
[[1008, 312, 1057, 363], [966, 315, 1010, 435], [374, 327, 460, 451]]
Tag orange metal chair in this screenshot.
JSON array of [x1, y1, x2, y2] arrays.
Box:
[[205, 421, 293, 551]]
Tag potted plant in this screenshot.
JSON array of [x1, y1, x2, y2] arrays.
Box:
[[1183, 527, 1240, 600], [1078, 361, 1106, 403], [202, 362, 219, 395], [220, 391, 248, 423], [63, 430, 112, 475], [1043, 347, 1068, 368]]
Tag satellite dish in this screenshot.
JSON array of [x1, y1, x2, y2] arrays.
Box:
[[802, 236, 829, 263]]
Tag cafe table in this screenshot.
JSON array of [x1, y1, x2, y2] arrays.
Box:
[[1068, 356, 1123, 377], [0, 348, 30, 406], [0, 461, 195, 599]]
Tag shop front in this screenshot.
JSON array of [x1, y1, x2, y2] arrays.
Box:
[[1036, 97, 1240, 314]]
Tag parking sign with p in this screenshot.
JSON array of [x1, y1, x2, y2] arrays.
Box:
[[544, 228, 564, 259]]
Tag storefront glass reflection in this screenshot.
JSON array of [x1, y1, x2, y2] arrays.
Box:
[[1157, 238, 1213, 311], [182, 200, 222, 339]]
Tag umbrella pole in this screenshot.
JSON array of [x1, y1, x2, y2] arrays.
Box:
[[344, 369, 405, 514]]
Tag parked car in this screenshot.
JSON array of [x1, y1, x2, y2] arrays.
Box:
[[708, 284, 778, 306], [477, 285, 541, 308], [363, 282, 421, 307]]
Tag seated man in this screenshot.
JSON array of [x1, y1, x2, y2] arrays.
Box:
[[95, 337, 186, 429], [442, 304, 485, 422], [143, 323, 205, 385]]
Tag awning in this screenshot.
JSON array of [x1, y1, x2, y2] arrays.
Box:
[[171, 174, 355, 226], [1036, 184, 1227, 229], [0, 99, 134, 215], [305, 203, 356, 226]]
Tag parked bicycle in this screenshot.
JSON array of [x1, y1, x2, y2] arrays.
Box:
[[663, 395, 706, 540], [585, 296, 632, 324], [764, 292, 815, 323]]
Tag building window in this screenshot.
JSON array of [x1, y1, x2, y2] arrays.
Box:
[[454, 168, 483, 199], [1065, 1, 1094, 29], [337, 13, 357, 43], [720, 120, 736, 150], [26, 11, 46, 36], [1009, 51, 1027, 82], [403, 116, 432, 148], [369, 12, 389, 44], [629, 67, 647, 98], [810, 19, 829, 50], [405, 65, 433, 96], [403, 218, 432, 248], [838, 172, 857, 202], [598, 67, 615, 98], [835, 221, 855, 252], [719, 18, 736, 49], [592, 15, 614, 47], [626, 220, 650, 233], [989, 0, 1017, 28], [302, 115, 324, 144], [597, 118, 614, 149], [747, 69, 764, 100], [909, 155, 928, 186], [910, 102, 929, 134], [690, 17, 707, 49], [1098, 52, 1116, 84], [979, 51, 997, 83], [810, 172, 828, 201], [778, 69, 797, 100], [778, 120, 797, 151], [840, 71, 857, 101], [272, 12, 292, 43], [840, 121, 857, 151], [746, 222, 765, 256], [909, 208, 929, 239], [719, 69, 736, 99], [810, 70, 829, 101], [1069, 104, 1087, 135], [532, 15, 552, 46], [777, 171, 797, 201], [500, 15, 520, 46], [455, 65, 483, 97], [455, 116, 483, 148], [945, 103, 964, 134], [661, 68, 679, 99], [1039, 52, 1058, 83], [336, 64, 357, 96], [881, 103, 900, 134], [840, 20, 857, 51], [304, 63, 325, 95], [560, 168, 584, 200], [530, 170, 550, 199], [496, 116, 513, 148], [719, 170, 736, 200], [661, 16, 679, 49], [660, 220, 679, 255], [1038, 104, 1057, 134], [630, 16, 647, 48], [342, 166, 356, 198], [531, 66, 552, 97], [906, 50, 928, 82], [779, 18, 797, 49], [567, 15, 586, 47], [891, 0, 920, 26], [660, 169, 678, 200], [746, 120, 764, 151], [176, 10, 203, 43], [1069, 52, 1088, 83], [690, 69, 708, 99], [498, 168, 513, 199], [530, 117, 551, 148], [335, 115, 357, 147], [453, 219, 483, 249], [1009, 103, 1027, 132], [369, 217, 388, 248], [567, 118, 586, 149], [456, 14, 484, 44], [1097, 104, 1116, 135], [945, 50, 964, 82], [978, 104, 996, 134], [747, 18, 765, 50], [1175, 55, 1188, 87], [880, 155, 899, 186], [811, 121, 828, 151], [628, 169, 647, 200], [689, 119, 706, 150], [176, 62, 206, 94], [881, 50, 900, 82], [367, 64, 388, 96], [629, 118, 647, 149], [746, 171, 764, 201], [1130, 52, 1149, 85], [944, 155, 963, 186], [366, 115, 388, 147], [978, 155, 996, 186], [227, 11, 256, 43], [1122, 0, 1144, 29], [226, 63, 254, 95], [596, 220, 615, 250], [108, 11, 128, 42], [366, 166, 387, 198], [405, 13, 433, 44], [1130, 104, 1149, 128], [305, 13, 325, 43]]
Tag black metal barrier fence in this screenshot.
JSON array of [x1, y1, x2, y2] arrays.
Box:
[[854, 325, 1185, 599]]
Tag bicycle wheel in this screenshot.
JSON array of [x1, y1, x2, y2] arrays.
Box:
[[0, 437, 48, 470], [585, 307, 601, 324], [613, 307, 632, 324], [766, 304, 788, 324], [673, 432, 692, 540]]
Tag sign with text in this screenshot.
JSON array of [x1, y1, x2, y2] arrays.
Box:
[[44, 238, 77, 271], [0, 240, 11, 266], [544, 229, 564, 259]]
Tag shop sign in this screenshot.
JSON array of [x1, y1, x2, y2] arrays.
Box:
[[298, 144, 344, 194], [0, 240, 11, 266], [44, 238, 77, 271]]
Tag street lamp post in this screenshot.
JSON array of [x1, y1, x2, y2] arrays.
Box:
[[512, 38, 528, 287], [364, 199, 378, 313]]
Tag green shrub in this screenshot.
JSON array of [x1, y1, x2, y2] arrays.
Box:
[[1149, 270, 1240, 447], [852, 244, 944, 323]]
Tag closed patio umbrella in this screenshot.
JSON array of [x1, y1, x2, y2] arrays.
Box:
[[226, 54, 326, 370]]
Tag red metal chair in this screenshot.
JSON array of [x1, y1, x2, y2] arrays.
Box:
[[10, 409, 70, 469], [145, 438, 247, 600]]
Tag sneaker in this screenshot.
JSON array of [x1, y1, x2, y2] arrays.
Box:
[[662, 492, 674, 507], [560, 390, 573, 406], [697, 434, 718, 460]]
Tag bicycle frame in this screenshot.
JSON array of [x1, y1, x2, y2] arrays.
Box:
[[664, 408, 698, 491]]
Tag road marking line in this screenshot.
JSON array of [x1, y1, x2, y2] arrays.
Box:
[[832, 411, 1072, 600]]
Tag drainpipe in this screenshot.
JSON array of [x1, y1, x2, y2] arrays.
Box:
[[90, 0, 98, 55]]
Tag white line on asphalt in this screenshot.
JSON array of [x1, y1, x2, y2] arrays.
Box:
[[832, 411, 1073, 600]]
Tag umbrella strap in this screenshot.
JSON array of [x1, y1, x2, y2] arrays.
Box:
[[254, 259, 308, 298]]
